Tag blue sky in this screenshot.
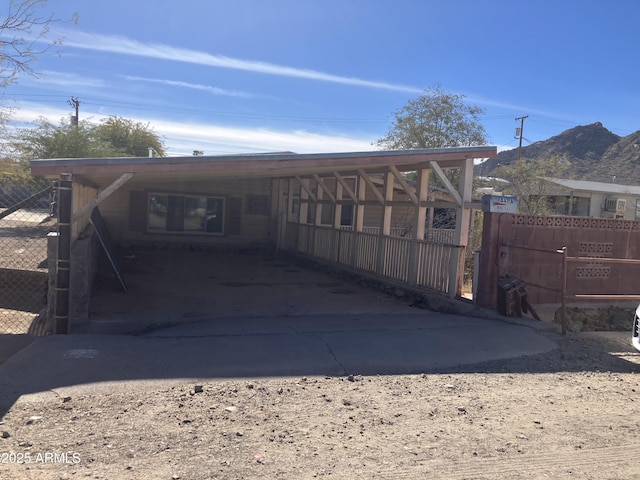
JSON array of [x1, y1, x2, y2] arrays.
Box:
[[4, 0, 640, 157]]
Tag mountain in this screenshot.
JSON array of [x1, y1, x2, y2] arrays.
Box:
[[476, 122, 640, 185]]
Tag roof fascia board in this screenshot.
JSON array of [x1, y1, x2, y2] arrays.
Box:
[[30, 147, 497, 177]]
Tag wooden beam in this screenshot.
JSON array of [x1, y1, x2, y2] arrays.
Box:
[[332, 171, 357, 202], [295, 175, 317, 202], [428, 161, 462, 206], [312, 173, 336, 203], [357, 169, 385, 205], [334, 181, 343, 229], [381, 171, 394, 236], [72, 173, 134, 223], [388, 165, 418, 205], [298, 177, 310, 223]]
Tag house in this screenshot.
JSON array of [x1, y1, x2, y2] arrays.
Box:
[[30, 146, 496, 329], [534, 177, 640, 220]]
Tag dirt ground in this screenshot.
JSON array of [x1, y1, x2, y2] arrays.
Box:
[[2, 330, 640, 480]]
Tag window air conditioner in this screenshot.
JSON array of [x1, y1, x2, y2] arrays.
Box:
[[604, 198, 626, 213]]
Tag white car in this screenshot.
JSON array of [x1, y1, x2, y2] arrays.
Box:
[[633, 304, 640, 352]]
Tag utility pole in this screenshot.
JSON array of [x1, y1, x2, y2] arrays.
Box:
[[515, 115, 528, 161], [68, 97, 80, 126]]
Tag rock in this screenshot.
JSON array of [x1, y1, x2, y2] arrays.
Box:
[[26, 416, 42, 425], [457, 406, 467, 414], [62, 396, 72, 403], [1, 431, 10, 439], [347, 375, 355, 382], [236, 431, 244, 437], [224, 406, 237, 413], [194, 385, 203, 393]]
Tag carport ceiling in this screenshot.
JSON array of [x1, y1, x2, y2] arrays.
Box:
[[30, 146, 497, 188]]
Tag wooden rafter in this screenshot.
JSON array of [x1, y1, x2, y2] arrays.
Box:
[[312, 174, 336, 203], [428, 161, 462, 206], [388, 165, 418, 205], [332, 171, 357, 202], [295, 175, 317, 202], [357, 169, 385, 205]]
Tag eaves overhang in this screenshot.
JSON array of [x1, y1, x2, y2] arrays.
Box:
[[30, 146, 497, 187]]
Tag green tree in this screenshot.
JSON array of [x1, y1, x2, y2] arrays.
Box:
[[494, 156, 571, 215], [374, 84, 488, 150], [12, 115, 166, 160], [13, 117, 113, 159], [95, 116, 166, 157]]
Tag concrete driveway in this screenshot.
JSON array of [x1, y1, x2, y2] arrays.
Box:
[[0, 251, 557, 408], [0, 312, 556, 404]]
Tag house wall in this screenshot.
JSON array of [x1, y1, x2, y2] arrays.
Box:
[[98, 177, 275, 248], [477, 212, 640, 308], [535, 187, 639, 220]]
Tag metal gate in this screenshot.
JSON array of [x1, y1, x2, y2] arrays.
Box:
[[0, 175, 55, 335]]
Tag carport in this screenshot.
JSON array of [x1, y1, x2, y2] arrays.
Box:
[[30, 146, 496, 332]]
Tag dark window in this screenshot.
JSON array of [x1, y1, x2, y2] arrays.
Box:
[[148, 193, 224, 234], [340, 204, 354, 226]]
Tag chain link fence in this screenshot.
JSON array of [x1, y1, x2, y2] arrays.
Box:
[[0, 173, 56, 335]]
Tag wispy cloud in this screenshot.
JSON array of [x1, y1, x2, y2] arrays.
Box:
[[23, 70, 107, 90], [60, 31, 423, 94], [10, 101, 374, 155], [123, 76, 254, 98]]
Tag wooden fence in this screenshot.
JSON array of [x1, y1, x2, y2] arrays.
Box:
[[289, 222, 461, 296]]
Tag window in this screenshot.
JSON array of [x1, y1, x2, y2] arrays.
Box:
[[340, 204, 354, 226], [148, 193, 224, 234]]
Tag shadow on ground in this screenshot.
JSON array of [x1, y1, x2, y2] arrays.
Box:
[[2, 251, 639, 419]]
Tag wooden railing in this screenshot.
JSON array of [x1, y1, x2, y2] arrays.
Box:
[[341, 225, 456, 244], [290, 223, 462, 296]]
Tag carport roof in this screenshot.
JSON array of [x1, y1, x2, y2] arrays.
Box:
[[30, 146, 496, 186]]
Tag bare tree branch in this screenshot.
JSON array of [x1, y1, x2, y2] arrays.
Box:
[[0, 0, 77, 87]]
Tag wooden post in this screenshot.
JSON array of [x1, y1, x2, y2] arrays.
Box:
[[54, 173, 73, 334], [334, 181, 343, 229], [351, 175, 366, 267], [376, 171, 394, 276], [276, 179, 287, 250], [409, 168, 430, 285], [452, 158, 474, 296], [299, 178, 309, 224], [315, 181, 324, 227]]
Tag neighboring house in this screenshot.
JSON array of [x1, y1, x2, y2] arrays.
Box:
[[539, 177, 640, 220]]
